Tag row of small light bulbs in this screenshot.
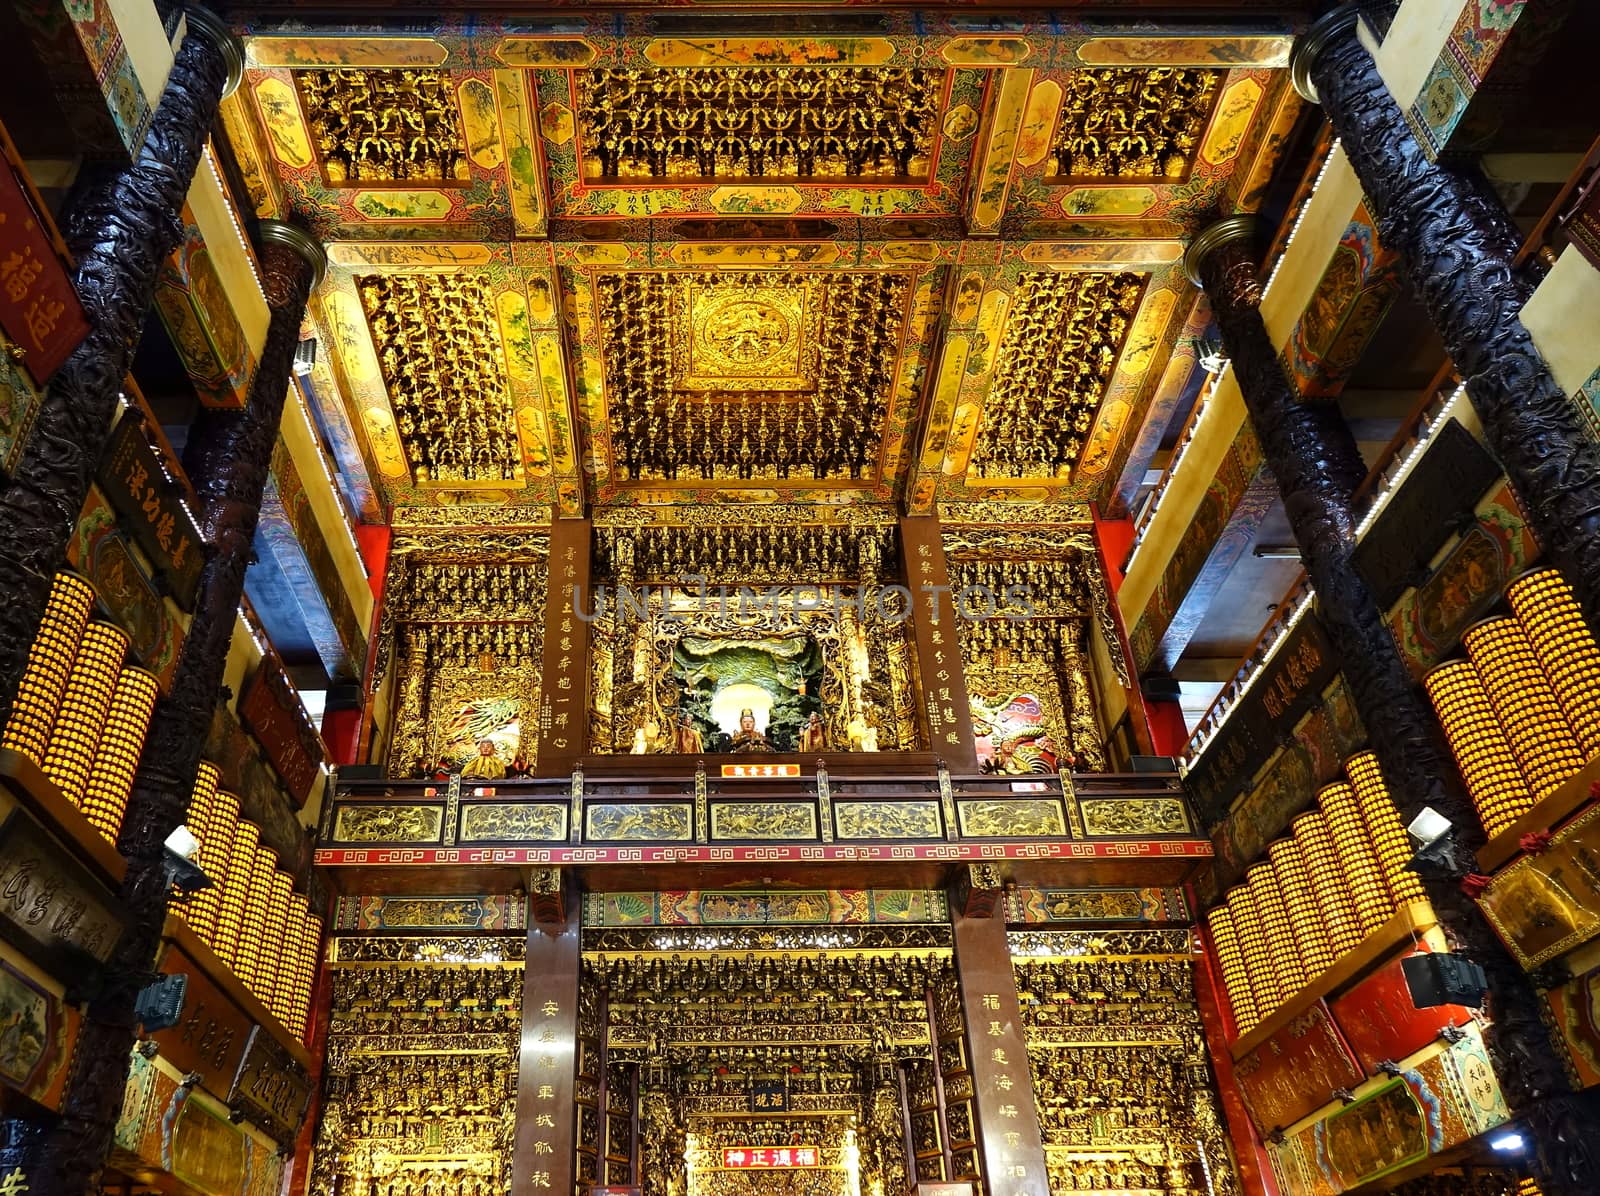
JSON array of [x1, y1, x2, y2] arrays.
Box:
[[2, 572, 321, 1041], [1425, 567, 1600, 838], [1207, 751, 1422, 1037]]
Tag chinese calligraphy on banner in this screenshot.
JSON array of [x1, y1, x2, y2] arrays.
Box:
[[720, 1147, 820, 1169], [0, 153, 88, 385]]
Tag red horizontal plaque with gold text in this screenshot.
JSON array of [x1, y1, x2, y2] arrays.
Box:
[[719, 1147, 822, 1169]]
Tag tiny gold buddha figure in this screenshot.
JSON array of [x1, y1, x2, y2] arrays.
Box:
[[460, 738, 507, 780], [728, 708, 774, 754]]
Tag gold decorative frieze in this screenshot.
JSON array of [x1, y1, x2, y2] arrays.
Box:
[[294, 69, 469, 185], [833, 800, 942, 840], [595, 519, 895, 584], [596, 271, 909, 481], [578, 68, 942, 181], [970, 271, 1145, 479], [357, 273, 519, 485], [956, 798, 1067, 838], [710, 801, 818, 841], [585, 803, 694, 842], [1080, 795, 1191, 837], [332, 804, 443, 843], [459, 803, 567, 842], [1050, 68, 1223, 181]]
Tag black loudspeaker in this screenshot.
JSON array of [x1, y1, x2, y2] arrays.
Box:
[[1402, 953, 1488, 1009], [1129, 754, 1179, 773]]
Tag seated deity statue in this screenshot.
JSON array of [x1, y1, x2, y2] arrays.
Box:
[[460, 738, 507, 780], [728, 708, 775, 754]]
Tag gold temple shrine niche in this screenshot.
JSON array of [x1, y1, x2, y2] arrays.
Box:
[[577, 68, 943, 181], [310, 938, 525, 1196], [585, 928, 953, 1196], [970, 272, 1145, 480], [587, 516, 919, 754], [1049, 69, 1223, 182], [294, 69, 469, 185], [945, 525, 1116, 772], [379, 534, 548, 776], [358, 273, 521, 485], [1011, 930, 1237, 1195], [595, 271, 910, 482]]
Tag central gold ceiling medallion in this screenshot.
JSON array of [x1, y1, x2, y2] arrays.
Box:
[[598, 270, 908, 481], [677, 279, 821, 395]]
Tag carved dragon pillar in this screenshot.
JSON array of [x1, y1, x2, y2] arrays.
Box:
[[1186, 215, 1600, 1195], [0, 221, 326, 1196], [1293, 5, 1600, 633], [0, 8, 243, 733]]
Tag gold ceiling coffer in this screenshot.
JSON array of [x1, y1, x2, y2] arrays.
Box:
[[294, 68, 469, 186], [971, 271, 1146, 479], [1051, 68, 1222, 182], [578, 67, 942, 181]]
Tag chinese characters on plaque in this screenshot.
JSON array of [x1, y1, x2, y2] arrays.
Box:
[[720, 1147, 819, 1169]]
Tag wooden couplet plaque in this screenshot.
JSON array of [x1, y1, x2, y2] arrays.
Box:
[[951, 913, 1049, 1195], [512, 899, 581, 1196], [898, 516, 978, 767], [535, 518, 592, 775]]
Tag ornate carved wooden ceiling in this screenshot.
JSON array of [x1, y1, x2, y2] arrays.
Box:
[[222, 13, 1301, 521]]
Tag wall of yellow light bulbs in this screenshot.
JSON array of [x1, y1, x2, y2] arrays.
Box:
[[1206, 749, 1424, 1037], [2, 572, 322, 1042], [178, 762, 322, 1042], [1424, 567, 1600, 839], [1, 572, 158, 839]]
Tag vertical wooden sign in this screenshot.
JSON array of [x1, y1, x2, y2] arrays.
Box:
[[513, 899, 581, 1196], [536, 518, 591, 776], [899, 516, 979, 767], [951, 913, 1050, 1196]]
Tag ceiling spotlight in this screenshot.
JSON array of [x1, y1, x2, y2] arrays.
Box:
[[1488, 1130, 1525, 1153], [1253, 546, 1301, 560]]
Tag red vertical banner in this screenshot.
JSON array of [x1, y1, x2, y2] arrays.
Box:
[[951, 913, 1050, 1196], [514, 900, 580, 1196], [536, 518, 591, 776], [0, 152, 88, 383], [899, 515, 979, 768]]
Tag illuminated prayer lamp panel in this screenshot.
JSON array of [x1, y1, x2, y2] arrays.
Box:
[[79, 667, 159, 844], [267, 869, 295, 1023], [1507, 568, 1600, 757], [1245, 863, 1306, 1003], [214, 817, 260, 971], [1266, 838, 1336, 977], [286, 894, 316, 1040], [241, 845, 279, 1002], [1205, 906, 1258, 1036], [39, 622, 130, 807], [1424, 659, 1536, 837], [1344, 751, 1426, 906], [1291, 811, 1364, 956], [1226, 884, 1284, 1018], [1316, 781, 1394, 935], [1, 572, 95, 764], [1461, 617, 1585, 801], [185, 780, 238, 947]]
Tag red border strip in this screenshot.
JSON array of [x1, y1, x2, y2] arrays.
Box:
[[315, 840, 1213, 866]]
